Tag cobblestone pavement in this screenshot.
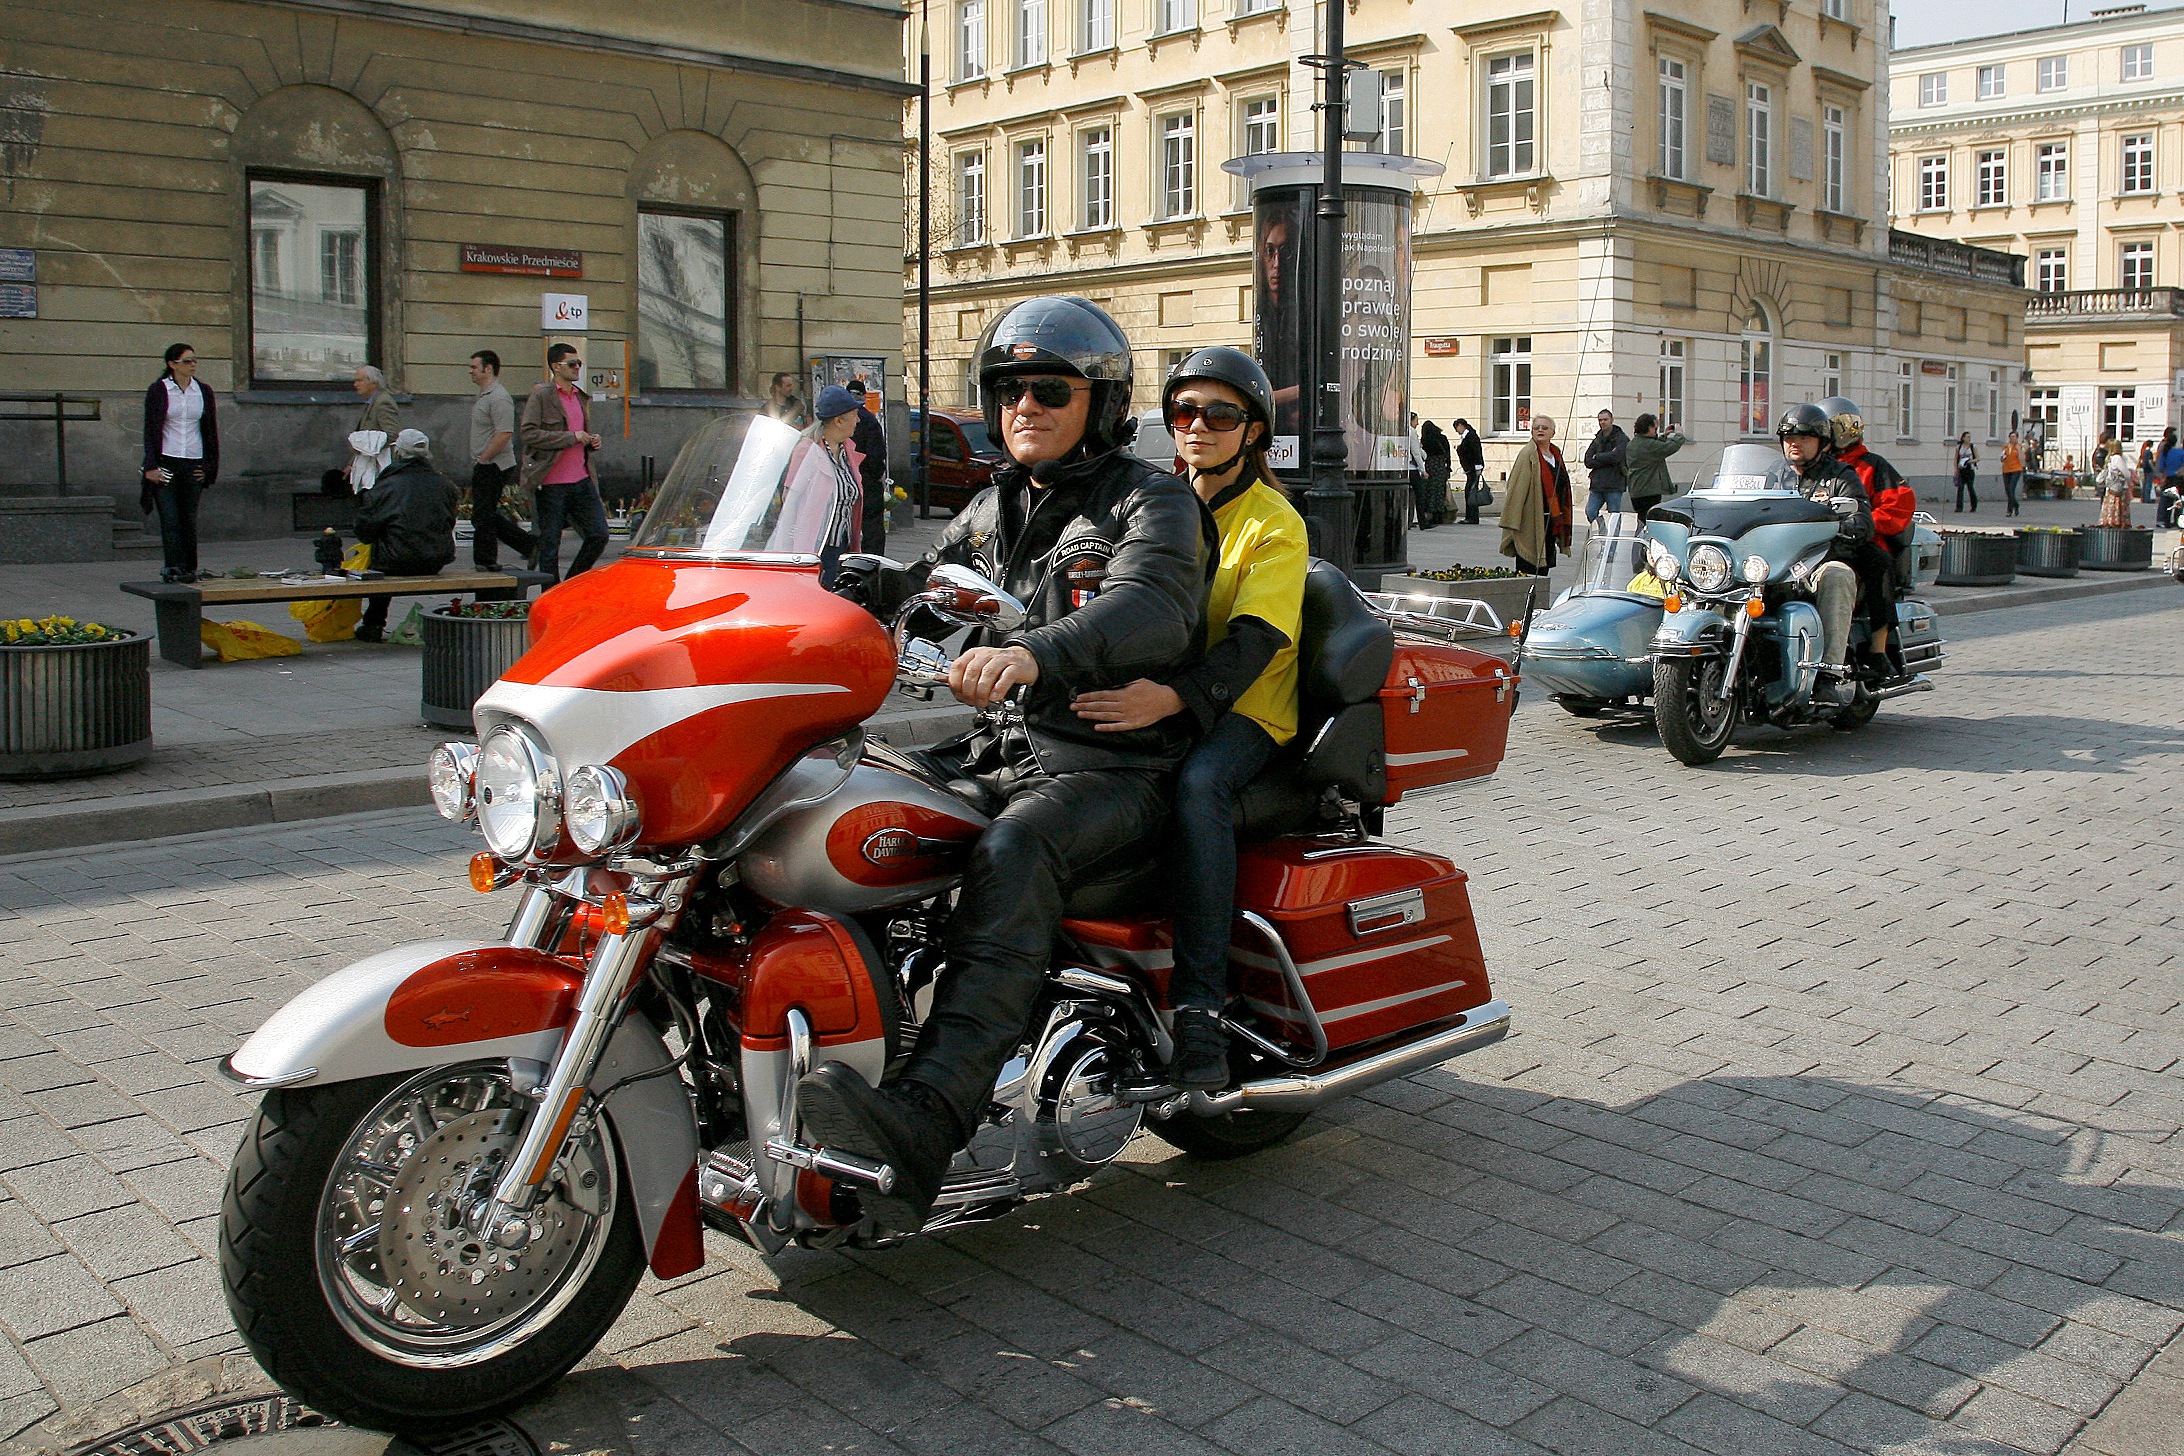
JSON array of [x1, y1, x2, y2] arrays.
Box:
[[1, 591, 2179, 1455]]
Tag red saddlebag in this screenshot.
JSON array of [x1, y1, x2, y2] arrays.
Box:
[[1378, 640, 1515, 801], [1231, 839, 1491, 1055]]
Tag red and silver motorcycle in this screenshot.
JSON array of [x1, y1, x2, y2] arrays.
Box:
[[217, 414, 1520, 1431]]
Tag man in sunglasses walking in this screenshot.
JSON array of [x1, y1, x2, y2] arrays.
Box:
[[519, 342, 610, 582], [798, 295, 1209, 1235]]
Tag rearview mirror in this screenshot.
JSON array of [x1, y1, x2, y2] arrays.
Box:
[[920, 564, 1028, 632]]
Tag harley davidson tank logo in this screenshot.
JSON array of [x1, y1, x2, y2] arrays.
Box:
[[862, 827, 920, 865]]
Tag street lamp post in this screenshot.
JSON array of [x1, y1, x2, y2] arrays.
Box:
[[1305, 1, 1355, 571], [916, 4, 934, 520]]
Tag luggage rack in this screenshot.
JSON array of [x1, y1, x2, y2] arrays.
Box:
[[1363, 591, 1508, 641]]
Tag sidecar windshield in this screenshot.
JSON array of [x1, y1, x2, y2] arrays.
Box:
[[1696, 443, 1803, 496], [629, 414, 842, 561], [1570, 519, 1656, 597]]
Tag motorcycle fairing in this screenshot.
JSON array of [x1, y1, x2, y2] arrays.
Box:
[[221, 940, 702, 1278]]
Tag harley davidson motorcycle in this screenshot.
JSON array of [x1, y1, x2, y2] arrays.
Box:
[[216, 413, 1520, 1432], [1643, 444, 1944, 765]]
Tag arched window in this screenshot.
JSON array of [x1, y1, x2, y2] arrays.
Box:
[[1739, 303, 1774, 437]]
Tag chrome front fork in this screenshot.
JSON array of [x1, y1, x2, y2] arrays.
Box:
[[1716, 608, 1752, 701]]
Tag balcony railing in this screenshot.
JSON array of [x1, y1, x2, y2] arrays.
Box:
[[2025, 287, 2184, 318], [1888, 228, 2026, 288]]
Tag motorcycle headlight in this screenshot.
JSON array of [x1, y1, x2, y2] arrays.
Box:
[[1688, 544, 1733, 594], [1648, 543, 1680, 582], [474, 723, 560, 862], [1741, 554, 1770, 584], [565, 764, 642, 857], [428, 742, 478, 822]]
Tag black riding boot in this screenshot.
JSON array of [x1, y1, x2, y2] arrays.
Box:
[[1171, 1008, 1231, 1091]]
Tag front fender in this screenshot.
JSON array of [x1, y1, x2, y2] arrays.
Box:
[[1651, 604, 1732, 653], [222, 940, 703, 1279]]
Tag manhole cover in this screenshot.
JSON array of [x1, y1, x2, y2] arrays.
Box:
[[67, 1397, 538, 1456]]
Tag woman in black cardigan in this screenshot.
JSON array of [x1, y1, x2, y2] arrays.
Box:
[[141, 342, 219, 583]]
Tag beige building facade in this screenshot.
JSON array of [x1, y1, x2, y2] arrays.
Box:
[[0, 0, 911, 545], [908, 0, 2026, 497], [1891, 5, 2184, 466]]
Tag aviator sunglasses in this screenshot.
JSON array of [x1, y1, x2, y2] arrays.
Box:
[[992, 376, 1090, 408], [1165, 399, 1250, 433]]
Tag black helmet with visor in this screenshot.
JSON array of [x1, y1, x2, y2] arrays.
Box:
[[976, 296, 1136, 454]]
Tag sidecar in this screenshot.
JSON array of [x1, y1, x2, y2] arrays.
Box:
[[1523, 515, 1664, 714]]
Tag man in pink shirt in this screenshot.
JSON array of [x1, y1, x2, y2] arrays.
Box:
[[518, 343, 609, 581]]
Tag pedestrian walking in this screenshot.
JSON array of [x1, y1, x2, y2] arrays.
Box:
[[1625, 413, 1687, 520], [140, 342, 217, 584], [352, 364, 399, 436], [2000, 431, 2024, 516], [1582, 408, 1628, 526], [353, 430, 458, 642], [2148, 428, 2176, 505], [2097, 452, 2136, 528], [2158, 431, 2184, 526], [1453, 417, 1485, 524], [464, 350, 537, 571], [846, 376, 889, 556], [806, 385, 867, 586], [1406, 412, 1434, 529], [1421, 417, 1452, 526], [1954, 433, 1979, 512], [1499, 414, 1571, 575], [521, 342, 610, 582], [766, 372, 807, 426]]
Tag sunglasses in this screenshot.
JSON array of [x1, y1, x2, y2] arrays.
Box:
[[1166, 399, 1250, 433], [992, 376, 1088, 409]]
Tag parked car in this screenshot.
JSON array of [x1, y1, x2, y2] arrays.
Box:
[[1128, 406, 1180, 471], [906, 408, 1004, 511]]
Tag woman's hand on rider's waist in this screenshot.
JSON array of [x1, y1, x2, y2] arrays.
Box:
[[950, 645, 1040, 707], [1071, 679, 1184, 732]]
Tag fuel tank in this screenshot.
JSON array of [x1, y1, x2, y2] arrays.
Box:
[[739, 760, 989, 913]]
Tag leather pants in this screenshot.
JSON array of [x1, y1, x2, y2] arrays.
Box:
[[897, 739, 1169, 1138]]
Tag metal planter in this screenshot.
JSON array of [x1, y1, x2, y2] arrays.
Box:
[[0, 634, 153, 779], [2079, 527, 2153, 572], [420, 610, 531, 731], [1936, 532, 2018, 587], [2015, 530, 2081, 578]]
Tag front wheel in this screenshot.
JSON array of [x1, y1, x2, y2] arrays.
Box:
[[1653, 655, 1739, 765], [220, 1063, 646, 1434]]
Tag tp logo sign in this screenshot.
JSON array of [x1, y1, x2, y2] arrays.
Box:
[[541, 293, 589, 330]]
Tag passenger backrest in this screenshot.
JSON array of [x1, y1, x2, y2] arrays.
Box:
[[1298, 559, 1396, 716]]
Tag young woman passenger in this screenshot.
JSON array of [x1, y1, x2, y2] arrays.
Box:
[[1069, 348, 1308, 1090]]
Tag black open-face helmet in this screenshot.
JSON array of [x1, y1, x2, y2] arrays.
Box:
[[1775, 403, 1833, 443], [1816, 396, 1865, 451], [976, 296, 1136, 455], [1161, 346, 1275, 431]]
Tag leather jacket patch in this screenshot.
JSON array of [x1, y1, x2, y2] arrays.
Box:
[[1055, 535, 1116, 608]]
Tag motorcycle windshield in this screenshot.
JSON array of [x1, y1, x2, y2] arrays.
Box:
[[1697, 443, 1804, 496], [629, 414, 845, 561], [1570, 523, 1656, 597]]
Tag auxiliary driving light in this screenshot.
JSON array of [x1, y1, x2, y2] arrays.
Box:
[[428, 742, 479, 822], [564, 763, 642, 857], [1741, 555, 1769, 584]]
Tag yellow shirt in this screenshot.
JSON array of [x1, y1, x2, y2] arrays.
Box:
[[1207, 479, 1309, 745]]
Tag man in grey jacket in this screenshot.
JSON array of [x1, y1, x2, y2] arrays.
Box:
[[1582, 410, 1629, 525]]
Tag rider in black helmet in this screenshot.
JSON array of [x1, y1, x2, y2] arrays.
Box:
[[800, 296, 1209, 1234], [1776, 403, 1873, 707]]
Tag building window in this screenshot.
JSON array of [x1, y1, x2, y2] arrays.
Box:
[[1078, 0, 1112, 50], [1824, 352, 1844, 400], [2026, 387, 2059, 432], [1821, 0, 1845, 18], [1943, 363, 1959, 439], [1236, 0, 1278, 15], [1485, 52, 1537, 178], [1236, 95, 1278, 206], [1016, 138, 1046, 236], [1918, 72, 1947, 107], [248, 175, 373, 384], [1366, 69, 1407, 156], [635, 208, 733, 392], [956, 150, 986, 244], [957, 0, 986, 79], [2122, 239, 2155, 291], [2104, 386, 2137, 441], [1159, 111, 1196, 218], [2036, 141, 2069, 201], [2122, 133, 2155, 194], [1156, 0, 1194, 34], [2037, 55, 2068, 92], [2036, 248, 2069, 292], [1079, 126, 1112, 228], [2123, 43, 2154, 81], [1658, 57, 1688, 180], [1897, 360, 1916, 439], [1658, 339, 1686, 430], [1918, 154, 1948, 212], [1976, 149, 2007, 207], [1822, 104, 1847, 211], [1977, 64, 2006, 99], [1746, 82, 1772, 197], [1016, 0, 1046, 67], [1988, 367, 2004, 440], [1739, 307, 1772, 436], [1490, 336, 1532, 435]]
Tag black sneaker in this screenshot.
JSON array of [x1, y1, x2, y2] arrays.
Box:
[[795, 1062, 958, 1234], [353, 625, 385, 644], [1171, 1008, 1230, 1091]]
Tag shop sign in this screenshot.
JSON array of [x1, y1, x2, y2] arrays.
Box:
[[541, 293, 589, 330], [462, 243, 582, 278], [1422, 338, 1460, 357], [1920, 360, 1948, 376]]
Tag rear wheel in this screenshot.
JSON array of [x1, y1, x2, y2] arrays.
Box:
[[1152, 1105, 1310, 1160], [1653, 655, 1739, 765]]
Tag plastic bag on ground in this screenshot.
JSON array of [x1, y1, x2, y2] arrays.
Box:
[[290, 598, 361, 642], [386, 604, 426, 646], [201, 618, 303, 662]]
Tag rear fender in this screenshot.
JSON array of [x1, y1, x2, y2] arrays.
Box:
[[222, 939, 703, 1279]]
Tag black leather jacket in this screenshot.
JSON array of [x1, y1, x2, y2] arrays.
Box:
[[1793, 453, 1873, 559], [921, 448, 1209, 774], [356, 457, 458, 571]]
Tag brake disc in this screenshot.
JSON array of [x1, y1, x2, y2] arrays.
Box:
[[376, 1110, 587, 1329]]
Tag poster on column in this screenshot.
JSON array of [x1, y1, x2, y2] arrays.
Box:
[[1253, 192, 1307, 470], [1341, 193, 1411, 474]]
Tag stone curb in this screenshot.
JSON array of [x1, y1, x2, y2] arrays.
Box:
[[1927, 569, 2174, 616]]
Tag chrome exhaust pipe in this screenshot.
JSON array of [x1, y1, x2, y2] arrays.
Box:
[[1189, 1000, 1511, 1114], [1869, 674, 1935, 701]]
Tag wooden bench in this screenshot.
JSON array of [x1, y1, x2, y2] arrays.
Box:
[[120, 570, 553, 668]]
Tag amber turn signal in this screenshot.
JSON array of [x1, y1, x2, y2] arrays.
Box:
[[1663, 594, 1683, 614], [469, 853, 499, 892], [1745, 597, 1765, 618], [602, 892, 631, 938]]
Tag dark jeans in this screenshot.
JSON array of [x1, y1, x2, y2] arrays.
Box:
[[2003, 471, 2023, 515], [1462, 465, 1484, 524], [534, 475, 608, 581], [360, 555, 439, 635], [896, 752, 1169, 1135], [470, 463, 537, 569], [1955, 466, 1979, 511], [1169, 714, 1281, 1013], [152, 457, 206, 576]]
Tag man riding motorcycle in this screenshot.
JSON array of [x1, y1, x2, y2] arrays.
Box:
[[1819, 395, 1914, 681], [798, 295, 1210, 1234], [1775, 402, 1872, 707]]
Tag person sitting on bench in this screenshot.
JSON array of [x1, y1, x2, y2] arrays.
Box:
[[354, 428, 459, 643]]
